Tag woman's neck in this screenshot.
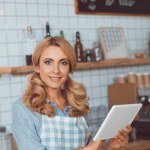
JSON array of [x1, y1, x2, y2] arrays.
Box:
[[46, 88, 67, 111]]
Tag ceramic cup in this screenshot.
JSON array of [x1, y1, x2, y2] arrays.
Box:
[[143, 73, 150, 88], [116, 75, 126, 84], [136, 73, 144, 88], [127, 72, 137, 85]]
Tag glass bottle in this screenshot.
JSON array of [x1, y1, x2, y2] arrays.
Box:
[[60, 30, 65, 39], [93, 42, 104, 61], [74, 32, 84, 62], [22, 26, 36, 65], [44, 21, 51, 38], [148, 33, 150, 57]]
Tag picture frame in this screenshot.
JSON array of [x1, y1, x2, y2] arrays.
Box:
[[74, 0, 150, 17], [99, 27, 129, 59]]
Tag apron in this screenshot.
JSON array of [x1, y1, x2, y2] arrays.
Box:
[[40, 115, 90, 150]]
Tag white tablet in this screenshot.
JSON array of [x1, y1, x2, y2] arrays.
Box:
[[93, 103, 142, 141]]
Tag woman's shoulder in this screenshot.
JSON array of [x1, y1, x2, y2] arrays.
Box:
[[13, 98, 29, 113], [12, 98, 42, 120], [13, 98, 23, 107]]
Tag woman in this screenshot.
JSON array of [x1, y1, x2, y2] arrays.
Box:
[[12, 36, 132, 150]]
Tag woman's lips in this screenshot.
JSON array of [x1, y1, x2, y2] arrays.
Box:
[[49, 77, 61, 81]]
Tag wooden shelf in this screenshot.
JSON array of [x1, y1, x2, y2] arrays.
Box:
[[77, 58, 150, 70], [0, 66, 34, 75], [0, 58, 150, 75]]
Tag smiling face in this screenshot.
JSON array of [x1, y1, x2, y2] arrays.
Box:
[[36, 46, 70, 90]]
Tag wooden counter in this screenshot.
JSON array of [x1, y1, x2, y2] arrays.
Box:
[[119, 140, 150, 150], [10, 136, 150, 150]]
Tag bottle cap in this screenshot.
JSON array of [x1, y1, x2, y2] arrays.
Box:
[[0, 126, 6, 133], [76, 31, 80, 35]]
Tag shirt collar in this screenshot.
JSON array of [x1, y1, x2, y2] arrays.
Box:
[[47, 98, 72, 111]]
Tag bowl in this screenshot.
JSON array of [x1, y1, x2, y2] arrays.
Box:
[[135, 52, 144, 58]]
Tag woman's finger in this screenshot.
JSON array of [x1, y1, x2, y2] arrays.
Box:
[[117, 130, 128, 140], [121, 129, 128, 136], [115, 134, 129, 147], [126, 125, 132, 134]]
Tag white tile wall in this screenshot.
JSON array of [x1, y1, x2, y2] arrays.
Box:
[[0, 0, 150, 131]]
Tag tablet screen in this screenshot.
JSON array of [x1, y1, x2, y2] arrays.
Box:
[[93, 103, 142, 141]]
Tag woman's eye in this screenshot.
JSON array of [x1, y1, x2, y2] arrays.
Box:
[[61, 61, 69, 65], [44, 60, 51, 65]]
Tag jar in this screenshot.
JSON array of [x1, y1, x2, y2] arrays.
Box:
[[0, 126, 13, 150], [85, 49, 93, 62], [93, 42, 104, 61]]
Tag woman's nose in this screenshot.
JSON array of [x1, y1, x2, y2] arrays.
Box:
[[53, 63, 59, 74]]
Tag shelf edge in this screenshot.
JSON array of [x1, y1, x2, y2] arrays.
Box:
[[0, 58, 150, 75]]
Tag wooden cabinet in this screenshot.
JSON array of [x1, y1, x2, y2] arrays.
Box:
[[0, 58, 150, 75]]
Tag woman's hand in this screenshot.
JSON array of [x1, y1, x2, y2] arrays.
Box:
[[108, 125, 132, 150], [77, 125, 132, 150], [76, 140, 104, 150]]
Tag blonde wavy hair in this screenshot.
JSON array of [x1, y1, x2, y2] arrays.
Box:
[[23, 36, 89, 117]]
